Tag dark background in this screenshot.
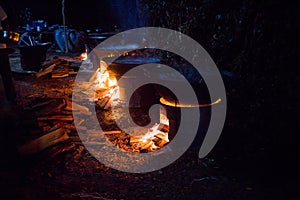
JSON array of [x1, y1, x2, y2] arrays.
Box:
[[1, 0, 299, 199]]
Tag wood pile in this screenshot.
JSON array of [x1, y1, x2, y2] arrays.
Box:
[[35, 58, 78, 78]]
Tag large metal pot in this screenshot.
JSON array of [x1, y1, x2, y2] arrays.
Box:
[[18, 42, 51, 71]]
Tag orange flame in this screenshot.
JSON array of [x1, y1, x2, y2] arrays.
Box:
[[80, 51, 88, 60], [108, 76, 117, 87]]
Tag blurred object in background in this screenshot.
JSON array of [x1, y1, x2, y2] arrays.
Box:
[[0, 5, 8, 48], [54, 27, 86, 53]]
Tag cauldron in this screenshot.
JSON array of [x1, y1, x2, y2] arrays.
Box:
[[18, 42, 51, 71]]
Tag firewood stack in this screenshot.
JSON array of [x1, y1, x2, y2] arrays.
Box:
[[35, 58, 78, 78], [18, 95, 91, 155]]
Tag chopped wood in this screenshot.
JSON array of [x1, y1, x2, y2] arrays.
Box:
[[63, 123, 77, 130], [140, 140, 154, 150], [65, 100, 91, 115], [85, 141, 106, 146], [130, 136, 142, 144], [98, 96, 110, 108], [71, 101, 92, 115], [104, 99, 112, 110], [155, 133, 169, 141], [95, 88, 109, 99], [51, 72, 69, 78], [47, 124, 62, 132], [35, 99, 66, 116], [68, 70, 77, 75], [86, 129, 100, 134], [30, 99, 56, 109], [35, 64, 56, 78], [42, 58, 63, 68], [89, 68, 100, 82], [18, 127, 69, 155], [156, 139, 169, 148], [54, 110, 73, 115], [69, 136, 82, 142], [49, 142, 76, 158], [37, 115, 73, 121], [103, 130, 122, 135], [158, 123, 169, 133]]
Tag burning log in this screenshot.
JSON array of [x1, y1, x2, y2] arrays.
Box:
[[155, 138, 169, 148], [130, 136, 142, 143], [140, 139, 155, 150], [154, 133, 168, 141], [98, 96, 111, 108], [89, 68, 100, 82], [18, 127, 69, 155], [157, 123, 169, 133], [104, 98, 112, 110]]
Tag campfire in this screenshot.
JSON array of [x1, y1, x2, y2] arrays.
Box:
[[80, 50, 88, 61], [89, 61, 170, 153], [129, 106, 170, 152]]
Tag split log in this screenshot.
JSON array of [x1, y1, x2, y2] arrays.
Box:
[[156, 139, 169, 148], [65, 100, 91, 115], [37, 115, 73, 121], [130, 136, 142, 144], [98, 96, 110, 108], [155, 133, 169, 141], [30, 99, 56, 109], [34, 99, 66, 116], [158, 123, 169, 133], [49, 142, 76, 158], [73, 101, 92, 115], [69, 136, 82, 142], [42, 58, 63, 68], [18, 127, 69, 155], [35, 64, 56, 78], [64, 123, 87, 131], [95, 88, 108, 99], [51, 72, 69, 78], [140, 140, 154, 150], [103, 130, 122, 135], [68, 70, 77, 75], [89, 68, 100, 82], [104, 99, 112, 110], [86, 129, 100, 135]]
